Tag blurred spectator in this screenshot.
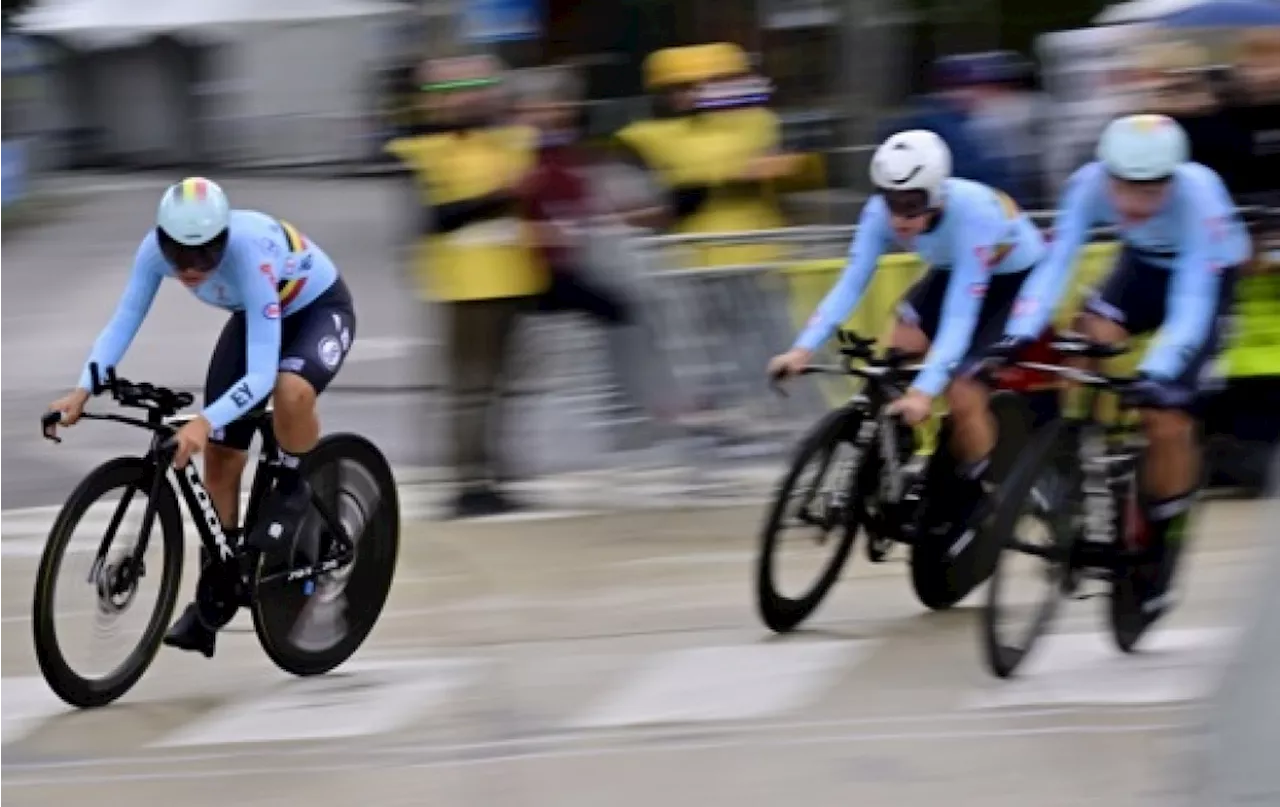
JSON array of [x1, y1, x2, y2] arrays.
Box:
[[1141, 40, 1252, 200], [511, 65, 705, 446], [1232, 29, 1280, 203], [878, 54, 1013, 199], [385, 54, 549, 519], [955, 51, 1052, 209], [614, 44, 801, 263]]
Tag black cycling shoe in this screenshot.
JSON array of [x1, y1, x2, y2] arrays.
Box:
[[248, 479, 313, 554], [163, 603, 217, 658], [1112, 538, 1184, 649]]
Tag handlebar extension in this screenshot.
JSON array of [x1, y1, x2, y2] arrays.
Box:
[[86, 363, 194, 415]]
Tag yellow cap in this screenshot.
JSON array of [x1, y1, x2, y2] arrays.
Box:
[[644, 43, 752, 90], [701, 42, 751, 80]]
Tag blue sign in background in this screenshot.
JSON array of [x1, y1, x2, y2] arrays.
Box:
[[463, 0, 541, 43]]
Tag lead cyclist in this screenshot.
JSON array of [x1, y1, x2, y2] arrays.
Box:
[[768, 129, 1048, 545], [45, 178, 358, 658], [995, 114, 1251, 636]]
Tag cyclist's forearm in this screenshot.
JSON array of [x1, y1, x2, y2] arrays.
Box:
[[202, 370, 274, 431], [77, 315, 145, 390]]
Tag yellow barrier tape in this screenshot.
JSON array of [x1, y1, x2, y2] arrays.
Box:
[[1225, 270, 1280, 378]]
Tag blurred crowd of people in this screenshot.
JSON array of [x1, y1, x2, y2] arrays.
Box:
[[385, 46, 811, 518], [380, 29, 1280, 517]]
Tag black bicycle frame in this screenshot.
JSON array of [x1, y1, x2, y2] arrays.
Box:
[[103, 415, 355, 589]]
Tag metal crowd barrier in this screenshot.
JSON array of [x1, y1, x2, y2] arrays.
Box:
[[509, 206, 1280, 471]]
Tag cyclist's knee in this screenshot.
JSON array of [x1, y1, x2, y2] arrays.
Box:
[[945, 377, 988, 422], [1074, 312, 1127, 344], [1142, 407, 1194, 447], [890, 321, 929, 356], [273, 373, 317, 417]]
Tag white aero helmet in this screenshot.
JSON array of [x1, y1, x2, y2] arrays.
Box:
[[1097, 114, 1189, 182], [870, 130, 952, 208], [156, 177, 231, 246]]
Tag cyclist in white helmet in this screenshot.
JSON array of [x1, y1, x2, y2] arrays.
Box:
[[46, 177, 357, 659], [999, 113, 1251, 637], [768, 129, 1048, 545]]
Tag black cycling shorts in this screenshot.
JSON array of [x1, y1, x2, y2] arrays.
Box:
[[1084, 248, 1239, 407], [897, 267, 1031, 379], [205, 277, 356, 450]]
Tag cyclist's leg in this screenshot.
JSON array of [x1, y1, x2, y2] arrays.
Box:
[[943, 269, 1033, 470], [891, 269, 942, 356], [1072, 248, 1149, 378], [1132, 267, 1239, 612], [255, 279, 357, 539], [165, 314, 261, 656], [201, 312, 259, 531]]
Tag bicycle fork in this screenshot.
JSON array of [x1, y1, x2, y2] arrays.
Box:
[[87, 437, 174, 593]]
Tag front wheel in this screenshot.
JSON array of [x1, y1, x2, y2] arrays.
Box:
[[251, 433, 400, 676], [32, 457, 185, 708], [756, 407, 870, 633]]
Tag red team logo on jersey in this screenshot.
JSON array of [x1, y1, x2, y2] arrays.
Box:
[[259, 263, 276, 284], [263, 302, 280, 319]]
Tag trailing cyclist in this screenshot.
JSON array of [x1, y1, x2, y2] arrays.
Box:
[[768, 129, 1047, 546], [45, 177, 358, 659], [997, 113, 1251, 634]]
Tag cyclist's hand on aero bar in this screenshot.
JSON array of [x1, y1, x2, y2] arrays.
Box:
[[767, 348, 813, 381], [47, 388, 91, 428]]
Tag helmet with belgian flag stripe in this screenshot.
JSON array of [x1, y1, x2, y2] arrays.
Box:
[[156, 177, 231, 271]]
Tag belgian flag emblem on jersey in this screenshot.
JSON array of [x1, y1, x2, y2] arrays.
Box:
[[276, 219, 309, 307]]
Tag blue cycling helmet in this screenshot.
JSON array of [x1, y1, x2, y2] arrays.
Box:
[[1097, 114, 1189, 182]]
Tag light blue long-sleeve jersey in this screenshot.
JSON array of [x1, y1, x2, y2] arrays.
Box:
[[77, 210, 340, 429], [795, 177, 1047, 396], [1004, 161, 1251, 379]]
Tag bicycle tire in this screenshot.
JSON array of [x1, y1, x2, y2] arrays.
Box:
[[909, 394, 1035, 611], [756, 407, 867, 634], [981, 418, 1078, 678], [32, 457, 185, 708], [251, 433, 400, 676]]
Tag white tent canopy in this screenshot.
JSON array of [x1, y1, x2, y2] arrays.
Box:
[[1094, 0, 1204, 25], [17, 0, 410, 48]]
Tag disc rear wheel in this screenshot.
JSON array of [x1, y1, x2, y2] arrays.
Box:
[[251, 434, 400, 676]]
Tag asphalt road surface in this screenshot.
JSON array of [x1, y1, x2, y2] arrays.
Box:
[[1, 498, 1272, 807]]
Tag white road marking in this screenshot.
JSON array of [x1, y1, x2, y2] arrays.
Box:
[[1, 677, 75, 744], [2, 703, 1197, 774], [563, 641, 869, 729], [961, 627, 1242, 709], [3, 720, 1191, 786], [151, 658, 484, 748]]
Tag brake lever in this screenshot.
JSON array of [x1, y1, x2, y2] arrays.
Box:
[[41, 411, 64, 444], [769, 371, 790, 398]]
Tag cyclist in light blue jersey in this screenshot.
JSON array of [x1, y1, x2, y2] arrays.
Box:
[[46, 177, 357, 658], [998, 113, 1251, 632], [768, 129, 1048, 539]]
